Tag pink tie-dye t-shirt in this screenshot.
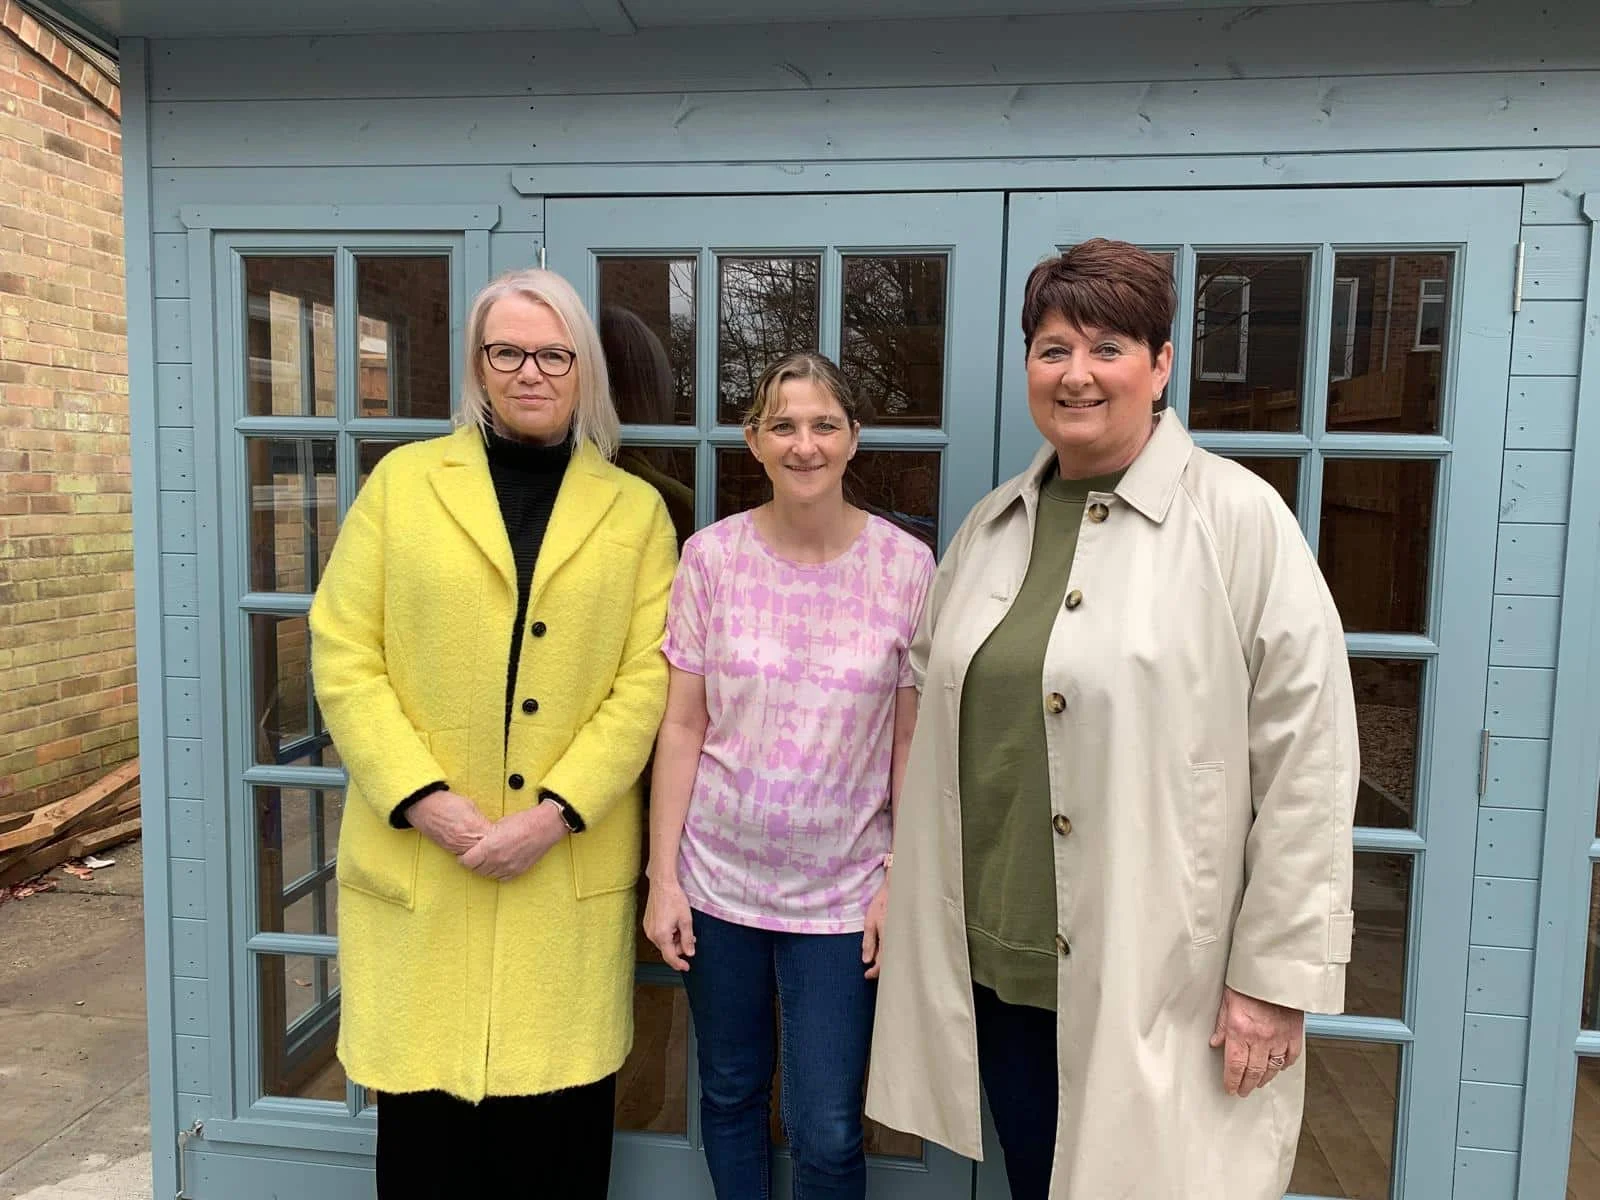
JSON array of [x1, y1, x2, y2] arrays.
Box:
[[663, 510, 935, 934]]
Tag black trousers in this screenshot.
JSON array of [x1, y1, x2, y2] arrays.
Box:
[[974, 983, 1059, 1200], [374, 1075, 617, 1199]]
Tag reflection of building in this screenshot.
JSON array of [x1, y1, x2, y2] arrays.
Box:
[[47, 0, 1600, 1195]]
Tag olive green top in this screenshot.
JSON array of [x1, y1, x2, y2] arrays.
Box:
[[958, 465, 1123, 1011]]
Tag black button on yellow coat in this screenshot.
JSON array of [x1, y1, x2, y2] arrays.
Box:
[[522, 698, 539, 714], [530, 621, 547, 637], [508, 773, 525, 790]]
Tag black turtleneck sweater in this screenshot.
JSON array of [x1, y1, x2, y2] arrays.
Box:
[[391, 427, 572, 828]]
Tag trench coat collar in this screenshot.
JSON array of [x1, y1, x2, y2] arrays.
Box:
[[428, 424, 619, 599], [984, 408, 1194, 527]]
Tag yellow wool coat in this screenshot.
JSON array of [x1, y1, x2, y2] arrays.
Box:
[[308, 424, 676, 1102]]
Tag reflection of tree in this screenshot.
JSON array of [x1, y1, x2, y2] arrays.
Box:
[[839, 256, 945, 425], [717, 258, 820, 421]]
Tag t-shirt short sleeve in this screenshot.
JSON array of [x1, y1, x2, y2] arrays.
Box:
[[898, 541, 937, 689], [663, 533, 712, 676]]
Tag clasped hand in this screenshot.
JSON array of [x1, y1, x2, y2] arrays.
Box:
[[407, 789, 567, 883]]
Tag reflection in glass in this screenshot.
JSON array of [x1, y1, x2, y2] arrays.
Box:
[[256, 787, 342, 937], [258, 952, 344, 1101], [250, 614, 334, 767], [1190, 254, 1309, 433], [1320, 459, 1436, 634], [357, 439, 408, 490], [1347, 853, 1411, 1020], [1291, 1038, 1399, 1199], [1569, 1056, 1600, 1197], [1581, 867, 1600, 1030], [245, 257, 335, 417], [718, 256, 821, 424], [616, 444, 696, 550], [839, 255, 946, 427], [599, 258, 697, 426], [1224, 455, 1299, 515], [247, 438, 337, 594], [1350, 658, 1423, 830], [716, 448, 940, 550], [615, 985, 690, 1134], [355, 256, 452, 419], [1327, 254, 1453, 434]]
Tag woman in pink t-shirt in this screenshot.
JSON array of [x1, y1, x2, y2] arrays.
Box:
[[644, 352, 934, 1199]]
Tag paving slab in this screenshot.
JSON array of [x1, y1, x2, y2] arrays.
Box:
[[0, 1075, 150, 1200], [0, 892, 146, 1020]]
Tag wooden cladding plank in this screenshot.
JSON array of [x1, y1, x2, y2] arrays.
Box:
[[163, 680, 200, 740], [176, 1092, 209, 1130], [168, 798, 205, 858], [1495, 523, 1567, 596], [156, 365, 193, 427], [491, 230, 543, 278], [1489, 596, 1561, 669], [172, 917, 207, 978], [157, 427, 195, 490], [1453, 1148, 1519, 1198], [1481, 737, 1552, 810], [1467, 947, 1536, 1017], [1462, 1015, 1530, 1086], [1521, 226, 1591, 302], [159, 491, 196, 553], [149, 73, 1600, 168], [174, 1034, 211, 1095], [1476, 808, 1546, 879], [1512, 302, 1585, 376], [1470, 877, 1540, 949], [164, 616, 200, 677], [1499, 451, 1574, 525], [171, 858, 207, 920], [160, 553, 198, 616], [151, 166, 543, 234], [148, 4, 1600, 101], [1457, 1082, 1525, 1153], [153, 299, 191, 363], [1506, 378, 1579, 450], [166, 737, 203, 799], [151, 233, 189, 299], [1486, 667, 1557, 739], [173, 977, 208, 1036], [1523, 150, 1600, 224]]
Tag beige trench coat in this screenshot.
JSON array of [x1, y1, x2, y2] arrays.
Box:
[[865, 411, 1357, 1199]]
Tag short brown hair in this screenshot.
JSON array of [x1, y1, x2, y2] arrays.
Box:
[[1020, 238, 1176, 359], [743, 351, 860, 428]]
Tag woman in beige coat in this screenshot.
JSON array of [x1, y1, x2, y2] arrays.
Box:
[[864, 239, 1358, 1199]]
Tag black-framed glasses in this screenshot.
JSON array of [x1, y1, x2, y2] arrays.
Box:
[[481, 342, 577, 377]]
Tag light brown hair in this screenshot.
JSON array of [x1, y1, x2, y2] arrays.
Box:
[[743, 351, 860, 429]]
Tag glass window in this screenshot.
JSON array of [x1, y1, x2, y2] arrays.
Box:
[[1190, 254, 1310, 432], [1415, 278, 1447, 351], [839, 254, 946, 427], [1569, 1057, 1600, 1198], [245, 257, 335, 418], [1320, 459, 1437, 636], [355, 256, 452, 419], [1292, 1038, 1401, 1199], [258, 952, 343, 1101], [247, 438, 337, 595], [717, 256, 821, 425], [1328, 253, 1452, 434], [599, 257, 697, 426], [1350, 658, 1424, 831]]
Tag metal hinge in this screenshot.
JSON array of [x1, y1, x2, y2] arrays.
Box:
[[176, 1120, 203, 1199], [1477, 729, 1492, 796], [538, 243, 547, 270], [1513, 242, 1526, 313]]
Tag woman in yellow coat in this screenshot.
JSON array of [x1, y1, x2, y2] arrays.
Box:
[[309, 268, 676, 1198]]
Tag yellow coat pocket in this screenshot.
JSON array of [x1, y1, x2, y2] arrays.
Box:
[[337, 783, 421, 909], [568, 791, 643, 898]]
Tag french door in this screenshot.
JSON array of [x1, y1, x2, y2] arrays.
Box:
[[999, 187, 1520, 1200], [546, 191, 1005, 1199]]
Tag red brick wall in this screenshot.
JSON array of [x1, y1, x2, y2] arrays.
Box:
[[0, 3, 133, 817]]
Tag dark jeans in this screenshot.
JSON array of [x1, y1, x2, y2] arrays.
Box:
[[681, 909, 877, 1200], [974, 982, 1059, 1200], [374, 1076, 616, 1199]]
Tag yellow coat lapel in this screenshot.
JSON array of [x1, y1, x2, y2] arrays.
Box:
[[530, 439, 619, 611], [426, 426, 515, 593]]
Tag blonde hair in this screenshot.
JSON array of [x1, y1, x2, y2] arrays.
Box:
[[743, 351, 860, 429], [457, 268, 620, 459]]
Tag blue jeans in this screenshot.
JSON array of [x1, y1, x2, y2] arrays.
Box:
[[681, 909, 876, 1200]]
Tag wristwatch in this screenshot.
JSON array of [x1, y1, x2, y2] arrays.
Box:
[[539, 788, 586, 834]]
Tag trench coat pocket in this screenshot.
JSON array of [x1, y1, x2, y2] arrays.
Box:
[[337, 780, 422, 910], [1327, 910, 1355, 963], [568, 791, 643, 899], [1188, 762, 1226, 945]]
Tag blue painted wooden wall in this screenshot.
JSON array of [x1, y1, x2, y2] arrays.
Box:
[[119, 3, 1600, 1194]]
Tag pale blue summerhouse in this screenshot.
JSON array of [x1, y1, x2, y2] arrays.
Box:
[[26, 0, 1600, 1195]]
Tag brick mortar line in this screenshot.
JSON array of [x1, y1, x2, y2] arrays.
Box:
[[1, 6, 121, 123]]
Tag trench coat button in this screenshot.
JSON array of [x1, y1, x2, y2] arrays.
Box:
[[1045, 692, 1067, 715], [521, 698, 539, 715], [1087, 502, 1110, 523], [530, 621, 547, 637], [1055, 934, 1071, 956], [1053, 813, 1073, 836], [508, 773, 525, 790], [1064, 589, 1083, 611]]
